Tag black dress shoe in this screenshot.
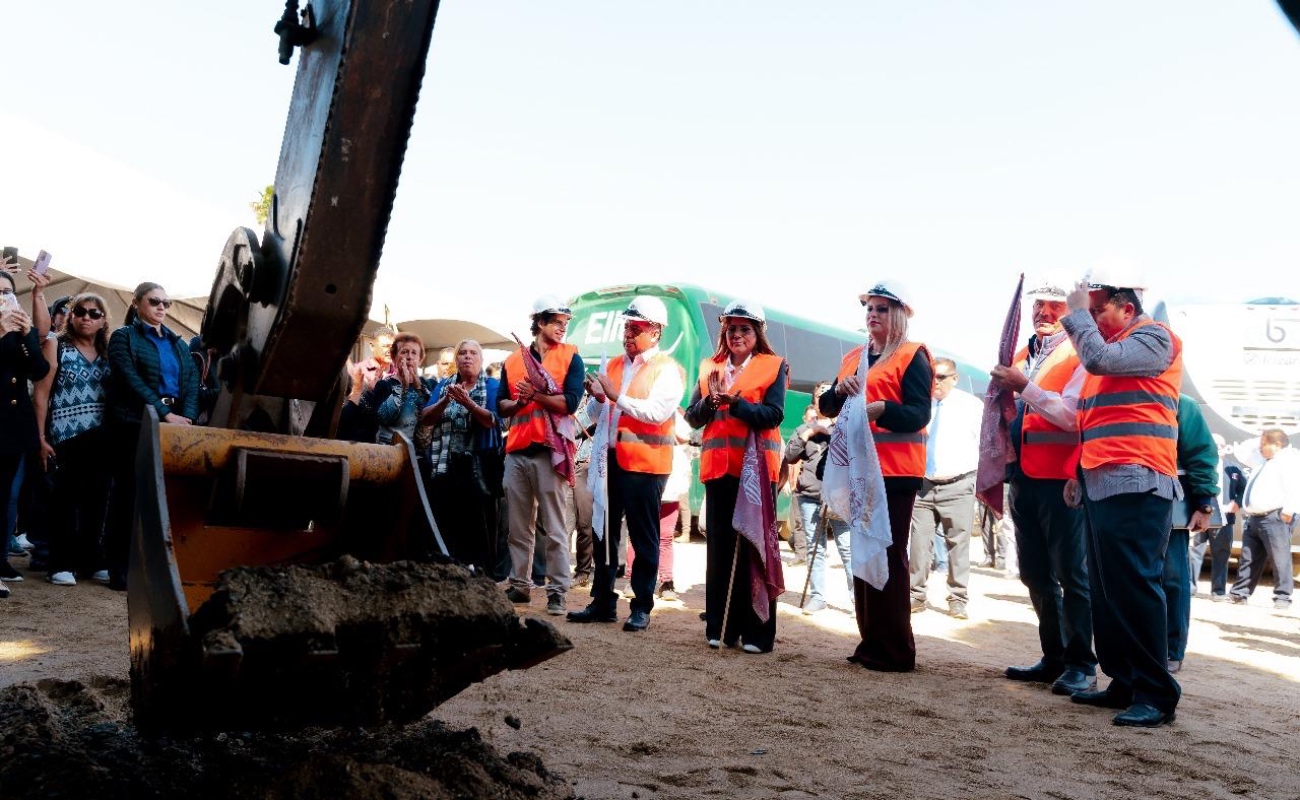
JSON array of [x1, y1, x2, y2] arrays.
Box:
[[1113, 703, 1175, 727], [1051, 669, 1097, 696], [623, 609, 650, 632], [1071, 688, 1132, 709], [566, 606, 617, 623], [1005, 660, 1063, 683]]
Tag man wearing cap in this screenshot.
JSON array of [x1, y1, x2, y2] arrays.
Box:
[[1057, 264, 1183, 727], [908, 357, 982, 620], [990, 278, 1097, 697], [498, 295, 585, 616], [569, 295, 684, 632]]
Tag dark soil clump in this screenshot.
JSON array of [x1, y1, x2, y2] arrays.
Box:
[[0, 678, 573, 800], [138, 557, 571, 730]]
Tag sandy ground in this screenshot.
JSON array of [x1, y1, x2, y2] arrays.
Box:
[[2, 540, 1299, 800]]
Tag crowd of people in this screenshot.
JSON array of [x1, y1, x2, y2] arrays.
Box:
[[4, 254, 1298, 731]]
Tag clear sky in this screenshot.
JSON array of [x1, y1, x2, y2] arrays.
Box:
[[3, 1, 1299, 364]]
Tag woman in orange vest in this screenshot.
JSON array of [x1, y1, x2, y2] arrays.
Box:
[[685, 300, 788, 653], [817, 280, 932, 672]]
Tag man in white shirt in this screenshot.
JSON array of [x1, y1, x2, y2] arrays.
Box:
[[567, 296, 685, 632], [909, 357, 983, 619], [1228, 429, 1299, 611]]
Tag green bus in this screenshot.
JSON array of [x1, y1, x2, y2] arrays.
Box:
[[566, 283, 989, 533]]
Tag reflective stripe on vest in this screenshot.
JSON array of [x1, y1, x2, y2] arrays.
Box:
[[1017, 340, 1082, 481], [698, 353, 786, 482], [608, 353, 683, 474], [504, 343, 578, 453], [1078, 319, 1183, 477], [835, 342, 930, 478], [1077, 391, 1179, 412]]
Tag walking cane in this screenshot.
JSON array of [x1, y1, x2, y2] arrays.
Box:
[[798, 508, 829, 609], [719, 538, 741, 650]]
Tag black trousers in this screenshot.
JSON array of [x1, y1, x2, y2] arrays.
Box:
[[428, 453, 494, 572], [590, 456, 667, 616], [48, 428, 112, 577], [1082, 489, 1179, 712], [704, 475, 778, 650], [1231, 512, 1294, 604], [104, 420, 142, 583], [1009, 473, 1096, 674], [849, 487, 916, 671]]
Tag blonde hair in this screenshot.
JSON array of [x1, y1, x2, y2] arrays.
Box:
[[868, 301, 910, 369]]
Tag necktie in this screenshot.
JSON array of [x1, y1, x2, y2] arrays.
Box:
[[1244, 460, 1268, 508], [926, 399, 941, 478]]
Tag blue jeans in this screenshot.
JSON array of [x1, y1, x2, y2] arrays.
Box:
[[799, 496, 851, 603]]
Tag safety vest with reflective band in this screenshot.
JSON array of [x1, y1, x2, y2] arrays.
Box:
[[1013, 341, 1082, 481], [1077, 319, 1183, 477], [697, 354, 786, 482], [503, 342, 578, 454], [606, 352, 684, 475], [835, 341, 930, 478]]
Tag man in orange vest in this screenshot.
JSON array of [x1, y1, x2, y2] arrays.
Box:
[[567, 296, 685, 632], [1060, 262, 1183, 728], [497, 295, 585, 617], [990, 278, 1097, 697]]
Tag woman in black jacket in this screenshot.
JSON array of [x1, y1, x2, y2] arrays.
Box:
[[102, 282, 200, 590], [0, 271, 51, 595]]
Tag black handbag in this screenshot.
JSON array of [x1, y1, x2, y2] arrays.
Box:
[[1171, 495, 1223, 531], [470, 447, 505, 499]]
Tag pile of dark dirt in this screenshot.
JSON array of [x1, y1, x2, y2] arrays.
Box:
[[139, 557, 571, 730], [0, 677, 574, 800]]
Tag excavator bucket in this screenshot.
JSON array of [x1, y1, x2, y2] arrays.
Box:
[[127, 409, 571, 731]]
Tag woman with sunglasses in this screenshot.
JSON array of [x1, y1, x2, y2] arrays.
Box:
[[32, 294, 114, 586], [685, 299, 788, 654], [103, 282, 199, 590], [818, 280, 932, 672]]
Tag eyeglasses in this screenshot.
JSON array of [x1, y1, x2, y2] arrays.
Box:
[[72, 307, 104, 320], [146, 297, 172, 309], [934, 373, 957, 381], [861, 302, 891, 314]]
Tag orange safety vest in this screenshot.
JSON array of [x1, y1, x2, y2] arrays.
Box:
[[835, 342, 930, 478], [503, 342, 578, 454], [1078, 319, 1183, 477], [1014, 341, 1082, 481], [697, 353, 787, 482], [607, 352, 684, 475]]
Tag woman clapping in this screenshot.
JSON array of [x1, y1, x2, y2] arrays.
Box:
[[685, 300, 788, 654]]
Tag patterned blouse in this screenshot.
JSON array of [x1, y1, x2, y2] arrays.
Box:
[[48, 341, 112, 446]]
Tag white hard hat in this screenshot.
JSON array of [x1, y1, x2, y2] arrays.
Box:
[[531, 294, 572, 317], [624, 295, 669, 327], [1025, 274, 1072, 302], [1086, 259, 1146, 296], [860, 279, 914, 318], [720, 298, 766, 325]]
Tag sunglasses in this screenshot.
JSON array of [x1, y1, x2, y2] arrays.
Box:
[[146, 297, 173, 309], [72, 306, 105, 320]]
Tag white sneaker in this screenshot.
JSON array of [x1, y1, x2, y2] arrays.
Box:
[[707, 638, 721, 649], [48, 571, 77, 587], [91, 570, 110, 583], [15, 534, 34, 551], [742, 644, 764, 654]]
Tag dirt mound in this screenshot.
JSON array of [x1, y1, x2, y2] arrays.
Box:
[[137, 557, 572, 730], [0, 678, 574, 800]]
